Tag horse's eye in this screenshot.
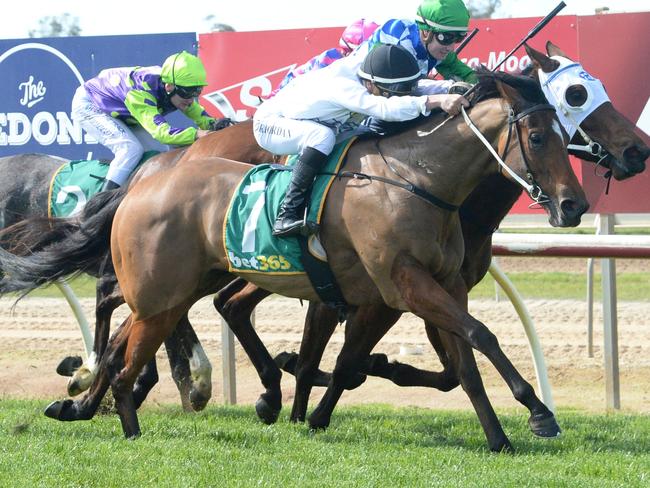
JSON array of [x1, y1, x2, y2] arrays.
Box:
[[565, 85, 589, 107], [529, 132, 544, 147]]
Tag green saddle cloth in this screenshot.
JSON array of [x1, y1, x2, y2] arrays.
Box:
[[48, 151, 159, 217], [224, 138, 356, 275]]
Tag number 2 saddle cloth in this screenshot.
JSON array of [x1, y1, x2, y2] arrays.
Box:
[[224, 137, 356, 276], [48, 150, 159, 218]]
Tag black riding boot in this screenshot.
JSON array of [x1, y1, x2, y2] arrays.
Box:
[[272, 147, 328, 237], [100, 179, 121, 192]]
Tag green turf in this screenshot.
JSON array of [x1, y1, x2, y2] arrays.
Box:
[[1, 400, 648, 487]]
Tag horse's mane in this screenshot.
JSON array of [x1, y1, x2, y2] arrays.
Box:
[[469, 67, 547, 106], [358, 67, 548, 141]]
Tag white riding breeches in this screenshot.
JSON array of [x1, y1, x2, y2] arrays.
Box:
[[253, 113, 336, 157], [71, 86, 163, 186]]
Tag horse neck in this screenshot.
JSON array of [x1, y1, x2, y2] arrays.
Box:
[[381, 98, 512, 208], [460, 173, 523, 235]]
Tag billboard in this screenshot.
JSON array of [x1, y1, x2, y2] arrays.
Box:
[[0, 33, 197, 160], [199, 14, 649, 214]]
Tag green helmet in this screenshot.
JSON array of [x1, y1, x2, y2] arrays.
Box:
[[415, 0, 470, 33], [161, 51, 208, 87]]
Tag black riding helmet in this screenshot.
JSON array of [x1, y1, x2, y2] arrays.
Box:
[[357, 44, 421, 96]]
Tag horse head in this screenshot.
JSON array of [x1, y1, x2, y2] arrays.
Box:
[[525, 42, 648, 180]]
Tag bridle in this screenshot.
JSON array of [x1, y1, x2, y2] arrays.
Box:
[[461, 103, 557, 206], [537, 58, 612, 175], [335, 98, 557, 212]]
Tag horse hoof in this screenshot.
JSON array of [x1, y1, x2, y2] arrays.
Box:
[[307, 413, 330, 431], [44, 399, 74, 420], [255, 397, 280, 425], [67, 366, 95, 396], [491, 439, 515, 454], [56, 356, 83, 377], [189, 388, 211, 412], [528, 412, 562, 438]]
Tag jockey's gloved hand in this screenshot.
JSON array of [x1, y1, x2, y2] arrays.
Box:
[[448, 81, 473, 96], [208, 118, 234, 131]]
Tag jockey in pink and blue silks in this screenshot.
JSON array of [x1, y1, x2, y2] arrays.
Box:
[[270, 18, 379, 97], [71, 50, 230, 191]]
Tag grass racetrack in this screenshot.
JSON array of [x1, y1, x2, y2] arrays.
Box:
[[1, 400, 649, 487]]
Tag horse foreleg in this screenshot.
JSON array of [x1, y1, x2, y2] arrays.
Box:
[[392, 254, 560, 440], [309, 304, 402, 430], [65, 271, 124, 396], [287, 301, 339, 423], [444, 332, 513, 452], [362, 321, 459, 390], [44, 316, 132, 423], [163, 314, 212, 412], [111, 308, 185, 439], [213, 282, 281, 424]]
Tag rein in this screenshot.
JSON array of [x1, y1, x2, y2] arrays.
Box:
[[322, 100, 559, 213], [461, 103, 556, 206]]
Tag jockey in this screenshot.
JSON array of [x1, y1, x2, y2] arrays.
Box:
[[253, 43, 469, 237], [71, 50, 230, 191], [270, 18, 379, 97], [350, 0, 476, 85]]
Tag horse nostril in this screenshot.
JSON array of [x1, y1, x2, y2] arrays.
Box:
[[560, 198, 588, 218], [623, 144, 650, 165]]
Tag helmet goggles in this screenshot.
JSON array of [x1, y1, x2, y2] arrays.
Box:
[[433, 30, 466, 46], [173, 85, 203, 99], [376, 81, 418, 97]]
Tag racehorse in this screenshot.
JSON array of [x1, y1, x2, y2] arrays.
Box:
[[0, 121, 272, 411], [0, 43, 646, 448], [0, 69, 591, 452], [0, 148, 214, 410], [264, 41, 650, 420]]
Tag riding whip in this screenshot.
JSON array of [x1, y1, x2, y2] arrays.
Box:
[[424, 1, 567, 134]]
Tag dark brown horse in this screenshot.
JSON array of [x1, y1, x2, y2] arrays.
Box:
[[266, 41, 650, 421], [6, 70, 591, 451]]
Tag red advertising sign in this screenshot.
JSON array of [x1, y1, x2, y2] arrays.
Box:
[[198, 13, 649, 214]]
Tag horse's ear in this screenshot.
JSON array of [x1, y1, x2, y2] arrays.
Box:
[[545, 40, 571, 60], [495, 78, 525, 111], [524, 43, 560, 73]]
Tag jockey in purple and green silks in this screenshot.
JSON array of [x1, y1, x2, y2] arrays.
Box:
[[71, 50, 229, 191], [269, 18, 379, 97], [351, 0, 477, 84]]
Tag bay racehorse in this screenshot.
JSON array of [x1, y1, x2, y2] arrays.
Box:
[[264, 40, 650, 420], [0, 121, 274, 410], [0, 43, 646, 447], [0, 70, 592, 451], [0, 42, 645, 446], [37, 42, 648, 413]]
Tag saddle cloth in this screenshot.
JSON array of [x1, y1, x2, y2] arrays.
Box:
[[48, 150, 159, 218], [224, 138, 356, 275]]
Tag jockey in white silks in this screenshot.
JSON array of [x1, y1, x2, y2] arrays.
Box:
[[253, 43, 469, 237]]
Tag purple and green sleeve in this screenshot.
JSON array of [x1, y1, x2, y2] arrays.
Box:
[[124, 90, 214, 146]]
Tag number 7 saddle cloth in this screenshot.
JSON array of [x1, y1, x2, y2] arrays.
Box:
[[224, 138, 356, 275]]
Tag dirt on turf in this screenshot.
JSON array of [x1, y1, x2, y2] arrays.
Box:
[[1, 256, 648, 416]]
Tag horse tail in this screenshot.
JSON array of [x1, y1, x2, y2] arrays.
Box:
[[0, 187, 126, 296]]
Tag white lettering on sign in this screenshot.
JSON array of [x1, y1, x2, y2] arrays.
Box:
[[0, 111, 96, 146], [18, 75, 47, 108], [461, 53, 531, 73]]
